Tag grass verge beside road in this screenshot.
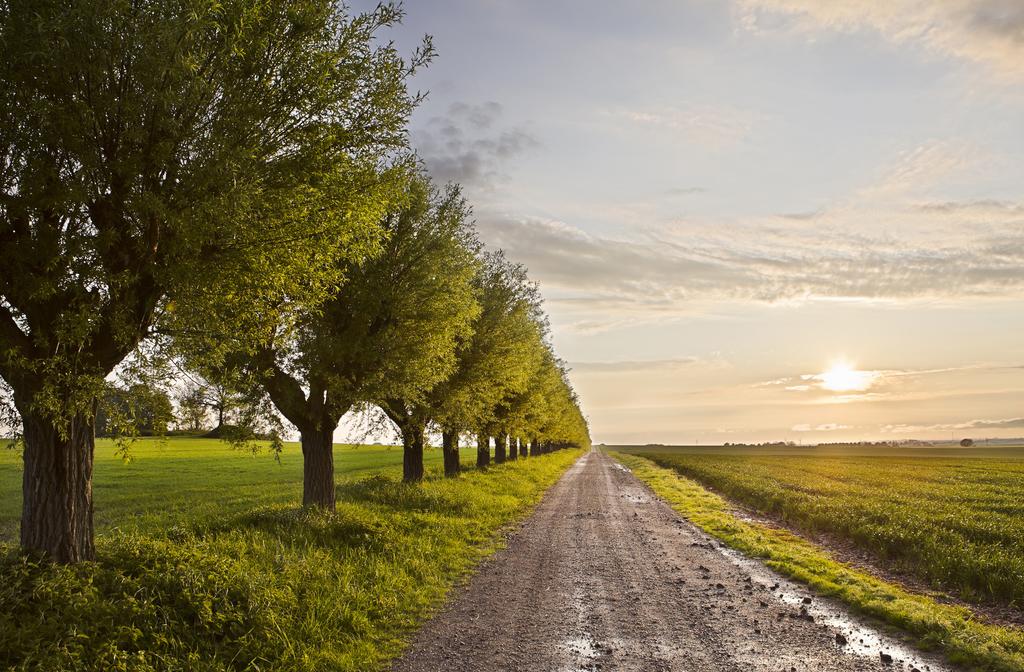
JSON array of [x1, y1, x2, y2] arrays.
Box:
[[0, 438, 581, 671], [612, 451, 1024, 672], [624, 447, 1024, 607]]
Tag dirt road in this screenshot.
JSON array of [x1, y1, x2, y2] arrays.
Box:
[[393, 450, 954, 672]]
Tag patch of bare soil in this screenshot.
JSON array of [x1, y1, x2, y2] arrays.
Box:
[[392, 451, 958, 672]]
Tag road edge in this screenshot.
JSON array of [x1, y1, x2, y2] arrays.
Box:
[[609, 450, 1024, 672], [385, 448, 587, 669]]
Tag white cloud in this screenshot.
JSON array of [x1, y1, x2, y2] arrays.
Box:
[[469, 132, 1024, 333], [860, 140, 983, 199], [960, 417, 1024, 429], [569, 358, 701, 373], [762, 364, 1003, 395], [607, 103, 760, 149], [883, 417, 1024, 433], [735, 0, 1024, 78], [791, 423, 852, 432], [477, 192, 1024, 322]]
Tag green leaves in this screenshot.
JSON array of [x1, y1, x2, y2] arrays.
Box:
[[0, 0, 425, 421], [253, 173, 480, 433], [0, 0, 589, 562]]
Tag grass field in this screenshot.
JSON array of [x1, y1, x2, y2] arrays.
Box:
[[612, 450, 1024, 671], [0, 437, 581, 671], [616, 444, 1024, 607], [0, 437, 486, 542]]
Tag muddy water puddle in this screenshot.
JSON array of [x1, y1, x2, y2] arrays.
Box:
[[559, 634, 602, 671], [711, 540, 954, 671]]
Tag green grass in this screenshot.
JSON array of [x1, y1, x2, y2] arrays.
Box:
[[612, 450, 1024, 672], [619, 445, 1024, 606], [0, 437, 581, 671], [0, 438, 483, 542]]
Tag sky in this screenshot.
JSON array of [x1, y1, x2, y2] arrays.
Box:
[[349, 0, 1024, 445]]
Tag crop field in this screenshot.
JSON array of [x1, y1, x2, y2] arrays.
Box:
[[0, 438, 581, 671], [617, 445, 1024, 607]]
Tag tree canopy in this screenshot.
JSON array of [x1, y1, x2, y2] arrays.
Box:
[[0, 0, 429, 561], [0, 0, 590, 565], [433, 252, 544, 434], [249, 175, 480, 502]]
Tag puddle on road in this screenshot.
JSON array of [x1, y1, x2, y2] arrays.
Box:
[[561, 579, 605, 672], [613, 462, 632, 474], [712, 542, 955, 671], [560, 634, 600, 669]]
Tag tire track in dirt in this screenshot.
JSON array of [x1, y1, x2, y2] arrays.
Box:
[[392, 450, 957, 672]]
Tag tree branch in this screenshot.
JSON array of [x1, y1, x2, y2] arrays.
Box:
[[259, 353, 311, 430]]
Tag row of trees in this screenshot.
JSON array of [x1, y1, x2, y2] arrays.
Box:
[[0, 0, 588, 563], [224, 175, 588, 508]]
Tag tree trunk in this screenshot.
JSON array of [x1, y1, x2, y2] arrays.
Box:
[[20, 404, 96, 563], [494, 433, 507, 463], [519, 437, 528, 458], [530, 438, 540, 457], [442, 429, 460, 477], [476, 433, 490, 468], [403, 422, 425, 482], [507, 435, 517, 461], [301, 424, 336, 510]]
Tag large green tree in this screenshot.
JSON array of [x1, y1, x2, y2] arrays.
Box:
[[255, 176, 479, 503], [0, 0, 426, 561], [432, 252, 545, 476]]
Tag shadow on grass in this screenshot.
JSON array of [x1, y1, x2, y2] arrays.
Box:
[[176, 472, 476, 556], [0, 534, 298, 672], [0, 450, 582, 672], [0, 480, 451, 672], [335, 474, 473, 514]]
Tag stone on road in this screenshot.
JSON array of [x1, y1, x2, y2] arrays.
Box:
[[393, 450, 954, 672]]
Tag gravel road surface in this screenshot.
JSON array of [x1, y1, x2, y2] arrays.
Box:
[[393, 450, 954, 672]]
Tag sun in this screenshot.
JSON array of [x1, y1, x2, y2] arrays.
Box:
[[818, 361, 875, 392]]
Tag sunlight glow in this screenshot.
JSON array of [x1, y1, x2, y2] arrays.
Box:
[[817, 361, 877, 392]]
